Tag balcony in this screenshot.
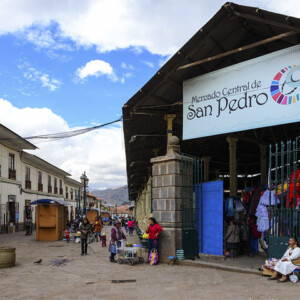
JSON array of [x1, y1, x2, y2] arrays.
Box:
[[25, 180, 31, 189], [48, 185, 52, 193], [59, 188, 63, 195], [8, 169, 16, 180], [38, 183, 43, 192], [54, 187, 58, 194]]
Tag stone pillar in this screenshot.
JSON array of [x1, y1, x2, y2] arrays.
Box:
[[226, 136, 238, 196], [259, 144, 267, 186], [151, 136, 182, 262], [202, 156, 211, 182], [164, 114, 176, 148]]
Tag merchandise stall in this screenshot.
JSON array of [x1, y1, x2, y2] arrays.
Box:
[[30, 199, 71, 241]]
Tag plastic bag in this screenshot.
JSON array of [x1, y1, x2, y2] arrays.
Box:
[[87, 232, 95, 244], [149, 249, 158, 265], [109, 244, 116, 254]]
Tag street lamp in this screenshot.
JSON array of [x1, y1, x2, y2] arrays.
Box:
[[80, 171, 89, 216], [76, 188, 81, 217]]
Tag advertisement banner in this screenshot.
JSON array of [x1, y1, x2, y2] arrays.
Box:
[[183, 45, 300, 140]]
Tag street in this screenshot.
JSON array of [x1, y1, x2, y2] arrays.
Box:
[[0, 227, 299, 300]]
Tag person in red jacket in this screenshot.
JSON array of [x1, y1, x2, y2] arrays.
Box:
[[146, 217, 162, 261]]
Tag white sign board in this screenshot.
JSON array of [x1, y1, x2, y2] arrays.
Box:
[[183, 45, 300, 140]]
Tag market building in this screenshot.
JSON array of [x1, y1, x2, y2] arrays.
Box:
[[0, 124, 82, 233], [123, 3, 300, 261]]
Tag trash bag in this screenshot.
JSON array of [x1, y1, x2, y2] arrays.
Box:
[[149, 249, 158, 265]]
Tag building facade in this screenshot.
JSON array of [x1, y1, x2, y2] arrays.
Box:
[[0, 124, 82, 232]]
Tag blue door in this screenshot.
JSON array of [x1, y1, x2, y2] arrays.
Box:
[[197, 180, 223, 256]]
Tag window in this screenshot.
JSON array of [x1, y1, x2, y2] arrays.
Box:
[[48, 175, 52, 193], [54, 178, 58, 194], [9, 153, 15, 170], [66, 186, 68, 199], [38, 171, 43, 191], [38, 171, 42, 184], [8, 153, 16, 180], [0, 165, 2, 177], [25, 167, 30, 181], [59, 179, 63, 195]]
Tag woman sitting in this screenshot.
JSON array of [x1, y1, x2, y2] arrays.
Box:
[[269, 237, 300, 282]]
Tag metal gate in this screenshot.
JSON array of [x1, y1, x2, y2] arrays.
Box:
[[180, 153, 202, 259], [268, 138, 300, 258]]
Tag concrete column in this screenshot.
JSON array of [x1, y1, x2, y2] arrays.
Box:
[[226, 136, 238, 196], [202, 156, 211, 182], [259, 144, 267, 186], [151, 136, 183, 262]]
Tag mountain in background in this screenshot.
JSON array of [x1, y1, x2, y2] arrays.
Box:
[[91, 185, 129, 206]]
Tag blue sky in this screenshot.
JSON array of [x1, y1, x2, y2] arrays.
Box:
[[0, 26, 167, 127], [0, 0, 296, 189]]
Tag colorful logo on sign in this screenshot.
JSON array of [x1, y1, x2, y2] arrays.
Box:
[[270, 65, 300, 105]]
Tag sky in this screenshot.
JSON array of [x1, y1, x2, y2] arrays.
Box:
[[0, 0, 298, 190]]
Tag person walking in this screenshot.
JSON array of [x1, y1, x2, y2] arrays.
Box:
[[225, 218, 240, 258], [79, 217, 91, 256], [127, 218, 134, 236], [94, 216, 103, 242], [108, 221, 126, 262], [146, 217, 162, 262]]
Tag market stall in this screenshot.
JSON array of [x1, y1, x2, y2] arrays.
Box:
[[30, 199, 71, 241]]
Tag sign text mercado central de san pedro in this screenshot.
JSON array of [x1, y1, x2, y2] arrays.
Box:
[[183, 45, 300, 140]]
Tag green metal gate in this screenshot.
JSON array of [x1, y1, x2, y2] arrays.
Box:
[[180, 152, 202, 259], [268, 138, 300, 258]]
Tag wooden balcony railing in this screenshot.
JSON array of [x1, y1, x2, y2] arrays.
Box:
[[8, 169, 16, 180], [38, 183, 43, 192], [48, 185, 52, 193], [54, 187, 58, 194], [59, 188, 63, 195], [25, 180, 31, 189]]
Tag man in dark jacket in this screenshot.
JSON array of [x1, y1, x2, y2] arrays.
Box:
[[79, 217, 91, 256]]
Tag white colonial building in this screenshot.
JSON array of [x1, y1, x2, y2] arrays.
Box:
[[0, 124, 82, 232]]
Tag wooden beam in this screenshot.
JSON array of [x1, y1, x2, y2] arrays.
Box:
[[177, 31, 296, 70], [231, 10, 300, 34]]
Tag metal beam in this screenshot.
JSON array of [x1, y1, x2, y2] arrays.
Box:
[[177, 31, 296, 70]]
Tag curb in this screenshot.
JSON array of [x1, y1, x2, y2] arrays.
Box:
[[176, 260, 260, 275]]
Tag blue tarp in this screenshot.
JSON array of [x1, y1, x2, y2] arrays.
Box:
[[30, 199, 72, 206]]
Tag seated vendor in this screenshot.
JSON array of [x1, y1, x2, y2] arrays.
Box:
[[269, 237, 300, 282]]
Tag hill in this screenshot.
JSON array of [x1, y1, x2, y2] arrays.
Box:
[[91, 185, 129, 206]]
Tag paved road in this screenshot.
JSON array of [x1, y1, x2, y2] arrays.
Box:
[[0, 227, 298, 300]]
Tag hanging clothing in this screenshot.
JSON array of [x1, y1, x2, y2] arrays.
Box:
[[259, 190, 279, 206], [227, 198, 234, 217], [286, 169, 300, 208], [274, 246, 300, 275], [249, 188, 261, 215]]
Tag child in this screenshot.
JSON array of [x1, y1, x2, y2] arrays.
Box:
[[101, 232, 106, 247], [64, 229, 70, 243]]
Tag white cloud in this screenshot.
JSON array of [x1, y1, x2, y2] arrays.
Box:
[[75, 59, 118, 82], [0, 0, 291, 56], [121, 62, 134, 70], [18, 62, 62, 91], [141, 61, 154, 68], [0, 98, 126, 189]]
